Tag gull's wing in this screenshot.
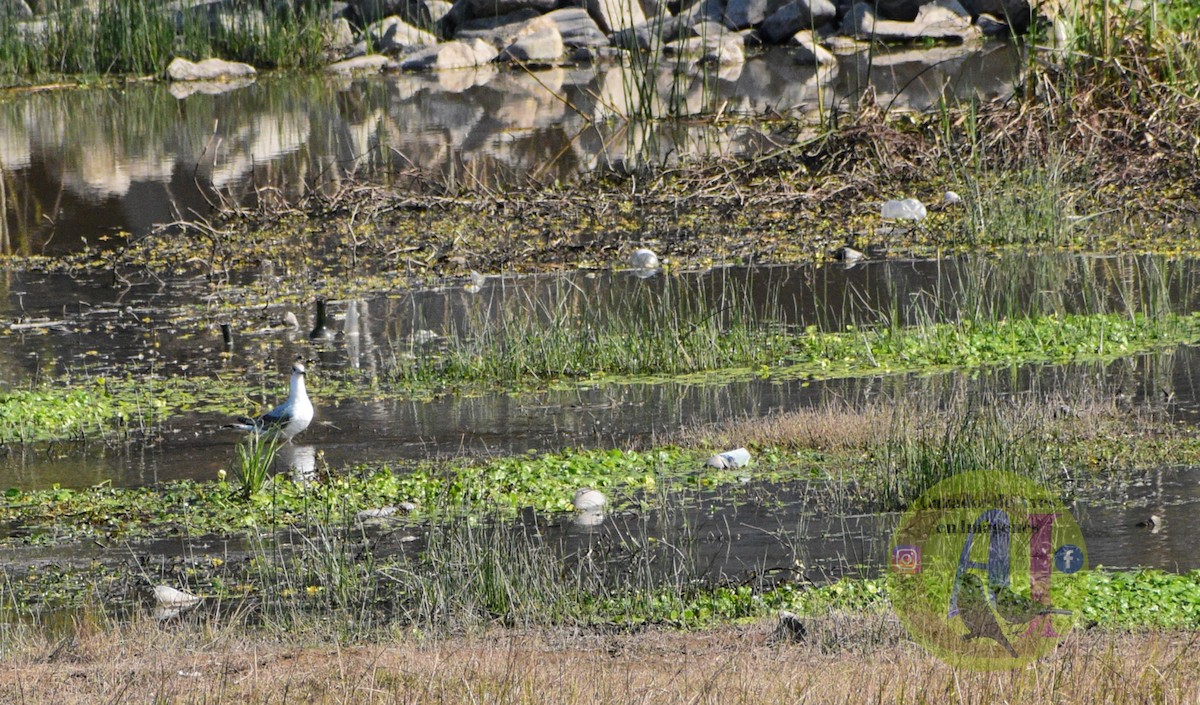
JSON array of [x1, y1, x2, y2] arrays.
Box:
[[239, 399, 294, 429]]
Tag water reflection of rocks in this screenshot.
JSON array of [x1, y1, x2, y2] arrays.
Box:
[[0, 42, 1018, 254]]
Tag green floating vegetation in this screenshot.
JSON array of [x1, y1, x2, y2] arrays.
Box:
[[1059, 569, 1200, 630], [0, 374, 263, 444], [399, 310, 1200, 388], [0, 383, 165, 444], [11, 309, 1200, 445], [593, 570, 1200, 630], [0, 448, 720, 544]]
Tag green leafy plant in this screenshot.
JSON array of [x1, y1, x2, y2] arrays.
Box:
[[232, 433, 281, 500]]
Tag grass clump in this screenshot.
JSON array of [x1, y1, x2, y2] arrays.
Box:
[[0, 0, 332, 84], [398, 305, 1200, 388], [231, 433, 281, 500]]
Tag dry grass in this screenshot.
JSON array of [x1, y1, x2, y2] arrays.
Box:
[[672, 383, 1157, 455], [1, 617, 1197, 704]]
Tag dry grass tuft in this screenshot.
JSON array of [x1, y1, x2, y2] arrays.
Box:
[[672, 383, 1157, 456], [1, 617, 1197, 704]]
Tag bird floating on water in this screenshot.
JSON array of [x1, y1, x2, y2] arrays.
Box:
[[229, 362, 314, 441]]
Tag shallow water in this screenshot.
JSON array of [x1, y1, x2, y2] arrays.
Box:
[[2, 38, 1199, 584], [3, 253, 1200, 576]]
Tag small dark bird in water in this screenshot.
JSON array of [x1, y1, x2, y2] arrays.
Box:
[[955, 573, 1018, 658], [992, 586, 1072, 626]]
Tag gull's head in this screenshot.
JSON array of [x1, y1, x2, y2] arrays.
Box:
[[292, 362, 307, 376]]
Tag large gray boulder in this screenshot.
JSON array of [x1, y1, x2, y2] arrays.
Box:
[[758, 0, 835, 44], [440, 0, 558, 34], [842, 0, 977, 42], [343, 0, 435, 27], [863, 0, 923, 20], [787, 29, 835, 65], [723, 0, 790, 30], [611, 0, 724, 50], [495, 16, 565, 63], [587, 0, 646, 34], [698, 36, 745, 66], [400, 38, 497, 68], [446, 7, 540, 44], [366, 15, 440, 52], [540, 8, 611, 49], [1, 0, 32, 20], [324, 54, 394, 74], [326, 17, 357, 52], [167, 57, 257, 81]]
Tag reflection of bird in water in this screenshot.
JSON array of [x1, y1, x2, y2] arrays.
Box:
[[993, 586, 1072, 625], [309, 298, 337, 341], [229, 362, 314, 441], [955, 573, 1018, 658]]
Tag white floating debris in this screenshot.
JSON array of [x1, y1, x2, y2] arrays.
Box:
[[465, 271, 487, 294], [357, 507, 398, 521], [629, 248, 660, 270], [573, 510, 605, 527], [573, 488, 607, 512], [706, 447, 751, 469], [8, 319, 68, 331], [154, 585, 201, 607], [411, 329, 439, 344], [834, 246, 864, 263], [881, 198, 927, 221], [943, 191, 962, 205]]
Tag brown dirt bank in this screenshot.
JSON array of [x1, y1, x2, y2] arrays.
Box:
[[3, 619, 1197, 704]]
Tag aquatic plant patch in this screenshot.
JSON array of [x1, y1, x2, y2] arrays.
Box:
[[0, 384, 164, 444], [398, 312, 1200, 388], [8, 309, 1200, 445], [0, 447, 712, 544]]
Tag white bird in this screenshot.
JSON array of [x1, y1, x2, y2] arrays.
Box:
[[230, 362, 314, 441]]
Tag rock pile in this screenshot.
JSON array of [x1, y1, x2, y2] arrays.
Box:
[[3, 0, 1075, 82]]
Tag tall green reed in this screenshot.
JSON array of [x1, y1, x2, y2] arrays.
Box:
[[0, 0, 332, 83]]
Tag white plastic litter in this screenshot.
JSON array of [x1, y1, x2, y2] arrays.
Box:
[[881, 198, 927, 220], [154, 585, 201, 607], [573, 488, 607, 512], [630, 248, 660, 270], [706, 447, 752, 469]]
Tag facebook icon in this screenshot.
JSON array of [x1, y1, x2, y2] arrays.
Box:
[[1054, 544, 1083, 574]]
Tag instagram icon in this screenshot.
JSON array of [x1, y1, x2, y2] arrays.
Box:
[[892, 545, 921, 574]]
